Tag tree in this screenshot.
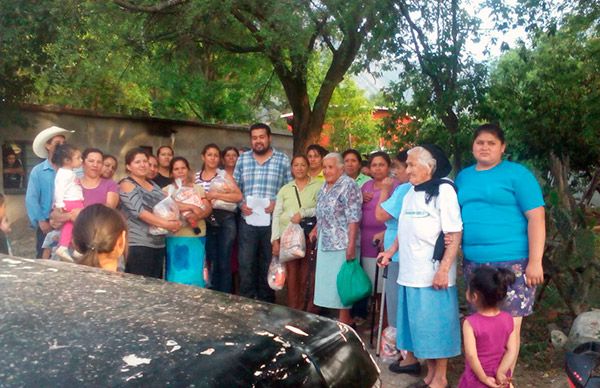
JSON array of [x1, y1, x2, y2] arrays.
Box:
[[25, 1, 280, 123], [0, 1, 65, 126], [487, 14, 600, 315], [113, 0, 391, 153], [382, 0, 488, 171]]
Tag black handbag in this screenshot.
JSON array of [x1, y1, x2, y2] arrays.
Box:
[[294, 186, 317, 235]]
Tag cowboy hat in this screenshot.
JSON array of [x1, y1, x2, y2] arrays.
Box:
[[32, 126, 74, 159]]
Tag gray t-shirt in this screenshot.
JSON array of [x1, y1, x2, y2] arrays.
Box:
[[119, 177, 166, 248]]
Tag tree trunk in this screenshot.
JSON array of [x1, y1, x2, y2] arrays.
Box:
[[441, 110, 461, 172]]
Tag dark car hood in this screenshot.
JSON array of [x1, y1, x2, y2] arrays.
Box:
[[0, 255, 379, 387]]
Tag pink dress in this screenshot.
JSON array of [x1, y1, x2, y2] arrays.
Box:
[[458, 311, 514, 388]]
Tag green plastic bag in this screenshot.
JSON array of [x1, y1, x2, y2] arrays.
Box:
[[337, 259, 372, 307]]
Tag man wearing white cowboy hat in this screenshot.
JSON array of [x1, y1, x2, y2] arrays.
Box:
[[25, 126, 74, 258]]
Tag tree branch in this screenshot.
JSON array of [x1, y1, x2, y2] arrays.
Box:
[[114, 0, 188, 13]]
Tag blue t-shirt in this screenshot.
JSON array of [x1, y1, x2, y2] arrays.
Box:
[[455, 160, 544, 263], [380, 183, 411, 262]]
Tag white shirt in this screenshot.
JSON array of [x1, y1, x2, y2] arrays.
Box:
[[54, 167, 83, 208], [397, 183, 463, 287]]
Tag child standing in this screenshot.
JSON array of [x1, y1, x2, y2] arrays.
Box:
[[52, 144, 84, 262], [459, 266, 518, 388]]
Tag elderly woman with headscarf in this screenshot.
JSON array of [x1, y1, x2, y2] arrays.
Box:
[[309, 152, 362, 325], [378, 145, 462, 388]]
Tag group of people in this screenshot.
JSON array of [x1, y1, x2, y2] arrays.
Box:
[[19, 121, 545, 387]]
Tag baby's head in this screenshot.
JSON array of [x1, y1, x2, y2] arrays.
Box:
[[467, 266, 516, 310], [51, 144, 82, 169], [72, 204, 127, 271]]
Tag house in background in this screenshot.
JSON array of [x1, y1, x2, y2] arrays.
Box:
[[280, 106, 412, 152]]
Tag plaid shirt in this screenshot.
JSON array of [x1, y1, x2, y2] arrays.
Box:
[[233, 148, 292, 201]]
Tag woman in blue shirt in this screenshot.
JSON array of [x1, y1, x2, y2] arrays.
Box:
[[455, 123, 545, 375]]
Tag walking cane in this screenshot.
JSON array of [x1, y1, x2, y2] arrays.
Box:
[[375, 265, 388, 357], [369, 263, 379, 348], [369, 239, 383, 348]]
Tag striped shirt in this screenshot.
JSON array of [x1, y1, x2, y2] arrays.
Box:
[[119, 177, 166, 248], [233, 148, 292, 201]]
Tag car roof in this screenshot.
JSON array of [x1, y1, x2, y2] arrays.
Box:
[[0, 255, 379, 386]]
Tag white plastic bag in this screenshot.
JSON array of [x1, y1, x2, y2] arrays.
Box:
[[380, 326, 401, 363], [267, 255, 286, 290], [149, 186, 180, 235], [172, 178, 203, 229], [279, 223, 306, 263], [209, 170, 238, 212], [173, 178, 203, 208]]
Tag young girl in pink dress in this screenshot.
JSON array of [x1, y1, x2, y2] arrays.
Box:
[[52, 143, 84, 262], [459, 266, 518, 388]]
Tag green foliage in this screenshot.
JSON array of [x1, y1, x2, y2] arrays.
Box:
[[487, 20, 600, 172], [487, 13, 600, 315], [306, 54, 379, 152], [1, 1, 282, 123], [112, 0, 391, 153], [382, 0, 489, 170]]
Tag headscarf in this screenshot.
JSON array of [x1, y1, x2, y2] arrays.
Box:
[[413, 144, 453, 204]]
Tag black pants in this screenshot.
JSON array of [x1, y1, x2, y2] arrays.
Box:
[[125, 245, 165, 279], [237, 218, 274, 303]]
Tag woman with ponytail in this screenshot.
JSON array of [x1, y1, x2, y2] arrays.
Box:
[[72, 204, 127, 272], [459, 266, 518, 388]]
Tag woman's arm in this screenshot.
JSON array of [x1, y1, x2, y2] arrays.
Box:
[[464, 320, 500, 387], [121, 180, 181, 233], [377, 236, 398, 267], [271, 191, 284, 242], [106, 192, 119, 208], [525, 206, 545, 286], [375, 177, 395, 222], [139, 209, 181, 233], [432, 231, 462, 289], [346, 222, 359, 261]]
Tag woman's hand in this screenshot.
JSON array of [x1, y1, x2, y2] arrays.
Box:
[[272, 239, 280, 256], [525, 261, 544, 287], [290, 212, 301, 224], [205, 191, 217, 201], [184, 211, 199, 224], [380, 177, 394, 193], [376, 250, 392, 268], [165, 219, 182, 233], [432, 268, 449, 289], [308, 227, 318, 243], [372, 231, 385, 251], [362, 191, 374, 203], [345, 243, 356, 261]]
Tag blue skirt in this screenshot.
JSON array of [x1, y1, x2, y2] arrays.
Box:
[[166, 236, 206, 288], [396, 285, 461, 359]]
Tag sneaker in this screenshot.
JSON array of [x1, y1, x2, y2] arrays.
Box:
[[55, 246, 74, 263]]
